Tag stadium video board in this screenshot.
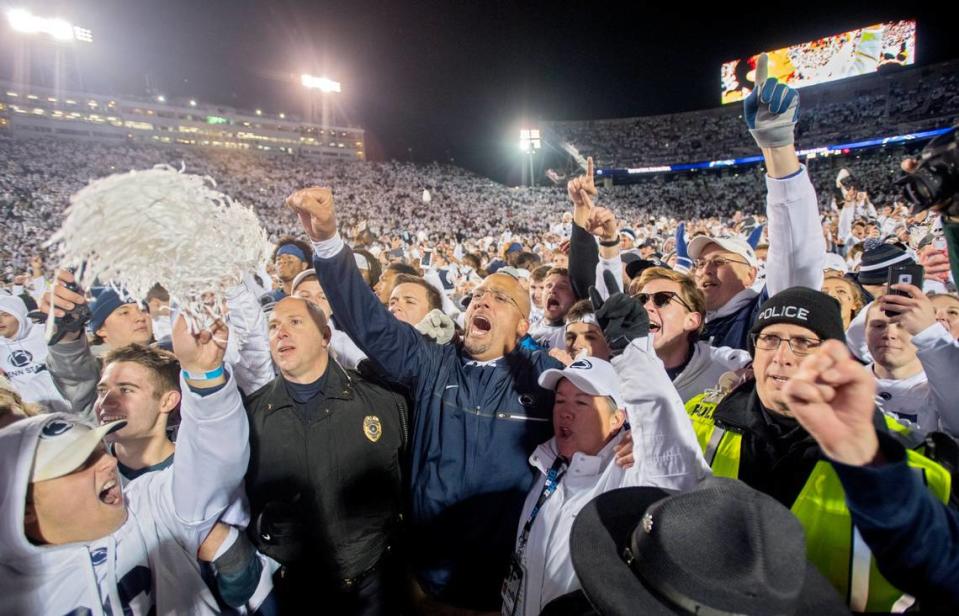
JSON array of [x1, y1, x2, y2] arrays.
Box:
[[721, 20, 916, 104]]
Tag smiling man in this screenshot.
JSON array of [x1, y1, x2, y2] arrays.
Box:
[[287, 186, 561, 611], [0, 314, 250, 615]]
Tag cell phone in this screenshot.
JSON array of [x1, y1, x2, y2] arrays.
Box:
[[420, 250, 433, 268], [883, 263, 924, 316]]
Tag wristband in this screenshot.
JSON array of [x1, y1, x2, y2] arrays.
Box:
[[599, 238, 620, 247], [182, 365, 225, 381]]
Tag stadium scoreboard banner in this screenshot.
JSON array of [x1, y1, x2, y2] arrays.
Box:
[[721, 20, 916, 104]]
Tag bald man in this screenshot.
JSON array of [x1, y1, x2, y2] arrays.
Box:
[[287, 187, 563, 611]]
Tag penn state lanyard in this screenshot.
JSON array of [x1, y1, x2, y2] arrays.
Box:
[[516, 457, 568, 557]]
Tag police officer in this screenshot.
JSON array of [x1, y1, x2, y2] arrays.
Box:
[[244, 297, 408, 615], [684, 287, 953, 612]]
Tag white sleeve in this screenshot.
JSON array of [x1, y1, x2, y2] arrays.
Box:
[[764, 166, 825, 296], [28, 276, 47, 302], [594, 255, 624, 300], [330, 328, 368, 370], [172, 373, 250, 529], [225, 275, 275, 394], [845, 302, 874, 364], [912, 322, 959, 437], [838, 204, 855, 245], [612, 338, 710, 490]]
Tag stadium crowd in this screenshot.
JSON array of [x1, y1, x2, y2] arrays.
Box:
[[2, 52, 959, 616]]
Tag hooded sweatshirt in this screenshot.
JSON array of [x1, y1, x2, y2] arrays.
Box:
[[0, 294, 70, 413], [0, 374, 249, 615]]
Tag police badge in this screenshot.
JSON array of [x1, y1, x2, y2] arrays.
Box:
[[363, 416, 382, 443]]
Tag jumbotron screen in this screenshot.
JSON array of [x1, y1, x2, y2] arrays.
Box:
[[721, 20, 916, 104]]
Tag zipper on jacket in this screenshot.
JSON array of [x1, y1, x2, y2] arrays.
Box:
[[496, 412, 549, 422]]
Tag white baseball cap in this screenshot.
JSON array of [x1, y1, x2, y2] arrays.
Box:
[[687, 236, 758, 268], [823, 253, 849, 275], [538, 358, 626, 410], [31, 417, 126, 482]]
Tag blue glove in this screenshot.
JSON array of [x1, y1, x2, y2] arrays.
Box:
[[746, 224, 764, 249], [674, 222, 693, 272], [743, 54, 799, 148]]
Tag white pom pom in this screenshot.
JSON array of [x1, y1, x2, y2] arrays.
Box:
[[47, 166, 273, 331]]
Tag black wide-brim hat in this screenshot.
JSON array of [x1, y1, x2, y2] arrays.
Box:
[[570, 485, 849, 616]]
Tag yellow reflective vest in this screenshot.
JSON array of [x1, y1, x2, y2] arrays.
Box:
[[686, 391, 952, 613]]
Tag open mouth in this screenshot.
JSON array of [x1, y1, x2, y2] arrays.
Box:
[[546, 297, 561, 311], [768, 375, 788, 387], [98, 413, 125, 426], [98, 479, 121, 505], [557, 426, 572, 438], [472, 315, 492, 333], [649, 321, 662, 333]]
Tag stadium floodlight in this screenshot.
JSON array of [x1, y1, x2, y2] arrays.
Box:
[[156, 95, 166, 103], [301, 74, 342, 93], [519, 129, 542, 153], [255, 109, 262, 116], [6, 8, 93, 43], [189, 99, 197, 107], [279, 113, 286, 119]]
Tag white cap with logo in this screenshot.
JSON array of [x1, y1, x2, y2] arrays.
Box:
[[687, 236, 758, 268], [31, 417, 126, 482], [538, 358, 626, 410]]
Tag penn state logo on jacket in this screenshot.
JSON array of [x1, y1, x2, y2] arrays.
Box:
[[41, 419, 73, 438], [8, 349, 33, 368]]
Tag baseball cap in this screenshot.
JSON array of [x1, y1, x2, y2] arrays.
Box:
[[822, 253, 849, 275], [687, 236, 758, 268], [538, 357, 626, 410], [32, 417, 126, 482]]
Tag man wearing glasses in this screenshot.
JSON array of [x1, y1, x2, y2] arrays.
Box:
[[682, 286, 954, 611], [285, 187, 563, 613], [686, 54, 825, 351], [629, 267, 750, 403]]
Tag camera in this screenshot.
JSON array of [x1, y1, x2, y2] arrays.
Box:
[[896, 125, 959, 216]]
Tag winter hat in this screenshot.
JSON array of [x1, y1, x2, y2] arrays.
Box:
[[89, 288, 136, 333], [748, 287, 846, 355], [857, 238, 915, 286]]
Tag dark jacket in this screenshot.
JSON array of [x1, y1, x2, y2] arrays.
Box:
[[833, 432, 959, 610], [700, 288, 769, 352], [243, 359, 409, 584], [314, 245, 559, 609]]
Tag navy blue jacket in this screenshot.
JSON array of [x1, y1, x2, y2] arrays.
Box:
[[832, 432, 959, 609], [701, 288, 769, 351], [313, 246, 559, 609]]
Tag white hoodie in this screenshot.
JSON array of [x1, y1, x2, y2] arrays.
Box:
[[0, 294, 70, 413], [0, 374, 250, 615]]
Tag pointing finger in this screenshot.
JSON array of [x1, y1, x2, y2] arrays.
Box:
[[755, 53, 768, 88]]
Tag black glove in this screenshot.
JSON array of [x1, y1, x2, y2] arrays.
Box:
[[588, 271, 649, 356], [28, 279, 91, 346]]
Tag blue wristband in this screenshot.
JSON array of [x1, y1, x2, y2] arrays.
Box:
[[181, 365, 225, 381]]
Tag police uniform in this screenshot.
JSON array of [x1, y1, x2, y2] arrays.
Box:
[[686, 379, 952, 612], [243, 359, 409, 615]]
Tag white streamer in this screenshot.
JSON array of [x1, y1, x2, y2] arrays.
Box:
[[46, 166, 273, 332]]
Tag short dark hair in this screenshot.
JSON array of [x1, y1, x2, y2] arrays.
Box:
[[514, 251, 541, 271], [546, 267, 569, 279], [146, 284, 169, 304], [103, 344, 180, 396], [386, 262, 420, 277], [565, 299, 595, 324], [391, 274, 443, 312], [272, 236, 314, 263], [531, 265, 552, 283]]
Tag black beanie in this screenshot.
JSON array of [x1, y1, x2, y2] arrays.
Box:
[[857, 238, 915, 286], [748, 287, 846, 355]]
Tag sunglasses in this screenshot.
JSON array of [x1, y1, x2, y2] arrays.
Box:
[[632, 291, 692, 311]]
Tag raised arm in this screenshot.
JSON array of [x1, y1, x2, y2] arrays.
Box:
[[744, 54, 824, 295], [286, 187, 435, 387], [224, 274, 274, 394], [170, 315, 249, 526]]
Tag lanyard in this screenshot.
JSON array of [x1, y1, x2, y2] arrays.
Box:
[[516, 457, 567, 557]]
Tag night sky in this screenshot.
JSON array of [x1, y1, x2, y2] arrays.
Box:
[[4, 1, 958, 183]]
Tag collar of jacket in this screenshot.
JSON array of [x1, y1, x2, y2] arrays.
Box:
[[712, 378, 889, 439], [264, 359, 354, 414]]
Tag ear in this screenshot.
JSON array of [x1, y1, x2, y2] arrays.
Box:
[[95, 326, 107, 341], [516, 316, 530, 339], [609, 409, 627, 432], [321, 325, 332, 346], [743, 266, 758, 286], [683, 311, 703, 334], [158, 390, 182, 415]]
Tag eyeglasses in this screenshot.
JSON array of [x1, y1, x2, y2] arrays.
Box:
[[469, 287, 522, 312], [632, 291, 692, 312], [693, 257, 751, 270], [751, 333, 823, 356]]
